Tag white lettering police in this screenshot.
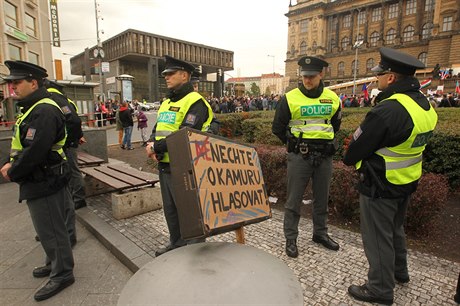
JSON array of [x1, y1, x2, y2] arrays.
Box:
[[300, 105, 332, 117]]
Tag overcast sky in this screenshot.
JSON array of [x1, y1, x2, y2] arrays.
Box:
[[53, 0, 290, 79]]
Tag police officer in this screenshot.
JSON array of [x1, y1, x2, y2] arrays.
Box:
[[191, 67, 201, 92], [344, 48, 438, 305], [272, 56, 342, 257], [45, 80, 87, 210], [145, 55, 213, 256], [0, 61, 75, 301]]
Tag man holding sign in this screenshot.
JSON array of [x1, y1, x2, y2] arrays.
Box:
[[272, 56, 342, 257], [146, 56, 214, 256]]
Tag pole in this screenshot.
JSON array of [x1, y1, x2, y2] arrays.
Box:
[[95, 0, 104, 102], [352, 9, 361, 96]]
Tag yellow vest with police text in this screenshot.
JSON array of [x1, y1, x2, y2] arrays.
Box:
[[10, 98, 67, 162], [155, 92, 213, 163], [357, 93, 437, 185], [286, 87, 340, 140]]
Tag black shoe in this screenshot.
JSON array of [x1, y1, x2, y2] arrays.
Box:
[[455, 293, 460, 304], [120, 145, 126, 150], [348, 284, 393, 305], [155, 244, 180, 257], [32, 265, 51, 278], [75, 200, 87, 210], [312, 234, 340, 251], [395, 275, 410, 283], [34, 278, 75, 301], [285, 239, 298, 258]]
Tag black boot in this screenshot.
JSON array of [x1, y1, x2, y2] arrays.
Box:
[[285, 239, 298, 258], [34, 278, 75, 301], [32, 265, 51, 278], [348, 284, 393, 305], [312, 234, 340, 251], [75, 200, 87, 210]]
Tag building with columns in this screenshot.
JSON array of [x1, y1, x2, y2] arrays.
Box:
[[69, 29, 234, 102], [285, 0, 460, 93]]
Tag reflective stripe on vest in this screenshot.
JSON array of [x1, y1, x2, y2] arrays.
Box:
[[357, 93, 437, 185], [10, 98, 67, 162], [155, 91, 213, 163], [47, 87, 78, 112], [286, 87, 340, 140]]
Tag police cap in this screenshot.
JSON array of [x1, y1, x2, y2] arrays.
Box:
[[298, 56, 328, 76], [3, 60, 48, 81], [371, 47, 425, 76], [191, 68, 201, 83], [44, 79, 64, 91], [162, 55, 195, 76]]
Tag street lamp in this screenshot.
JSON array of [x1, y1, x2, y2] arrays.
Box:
[[267, 55, 276, 94], [94, 0, 105, 102], [352, 8, 362, 96], [352, 40, 363, 95]]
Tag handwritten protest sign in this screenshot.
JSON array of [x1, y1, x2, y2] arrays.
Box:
[[166, 128, 271, 239]]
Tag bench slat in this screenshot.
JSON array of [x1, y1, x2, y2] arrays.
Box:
[[107, 164, 159, 182], [81, 167, 130, 189], [95, 166, 147, 186]]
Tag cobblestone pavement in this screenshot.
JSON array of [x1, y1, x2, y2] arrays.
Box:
[[89, 195, 459, 305]]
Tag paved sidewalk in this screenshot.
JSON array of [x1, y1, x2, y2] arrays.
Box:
[[0, 183, 132, 305], [2, 178, 458, 305], [83, 186, 459, 305]]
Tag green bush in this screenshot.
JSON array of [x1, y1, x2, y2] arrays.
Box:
[[329, 162, 360, 221], [407, 172, 450, 237], [255, 145, 287, 201]]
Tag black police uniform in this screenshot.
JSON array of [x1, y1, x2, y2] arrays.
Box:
[[150, 56, 211, 256], [3, 61, 74, 301], [344, 48, 438, 305], [46, 82, 86, 207], [272, 56, 342, 257]]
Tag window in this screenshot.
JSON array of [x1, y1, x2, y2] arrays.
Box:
[[9, 44, 21, 60], [388, 3, 398, 19], [386, 28, 396, 44], [371, 7, 382, 22], [28, 52, 39, 65], [300, 41, 307, 54], [443, 16, 453, 31], [370, 32, 379, 47], [300, 19, 308, 33], [338, 61, 345, 75], [418, 52, 428, 66], [358, 11, 366, 25], [403, 25, 415, 42], [422, 23, 432, 39], [341, 36, 350, 50], [366, 58, 375, 72], [343, 14, 351, 28], [290, 44, 295, 55], [406, 0, 417, 15], [330, 38, 336, 50], [25, 14, 37, 37], [4, 1, 18, 27], [425, 0, 435, 11]]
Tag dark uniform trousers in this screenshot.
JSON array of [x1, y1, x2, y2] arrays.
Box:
[[360, 194, 409, 299], [284, 153, 332, 239], [27, 187, 75, 283], [159, 168, 187, 248], [65, 147, 86, 206]]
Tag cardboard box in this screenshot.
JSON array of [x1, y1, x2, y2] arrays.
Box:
[[166, 127, 271, 240]]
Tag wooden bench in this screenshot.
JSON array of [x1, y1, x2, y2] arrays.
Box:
[[80, 164, 159, 197], [77, 151, 105, 168]]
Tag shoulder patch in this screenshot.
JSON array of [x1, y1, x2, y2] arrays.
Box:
[[319, 99, 333, 104], [185, 114, 197, 125], [353, 126, 362, 141], [25, 128, 36, 140], [169, 106, 180, 112], [61, 105, 72, 114]]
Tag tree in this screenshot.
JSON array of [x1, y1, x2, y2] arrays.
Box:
[[249, 82, 260, 96]]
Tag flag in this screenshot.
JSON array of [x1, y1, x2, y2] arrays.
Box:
[[362, 83, 369, 100], [440, 69, 448, 80], [420, 78, 432, 89], [456, 81, 460, 94]]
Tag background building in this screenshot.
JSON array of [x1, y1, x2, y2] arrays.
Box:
[[1, 0, 55, 122], [285, 0, 460, 93], [69, 29, 234, 102]]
